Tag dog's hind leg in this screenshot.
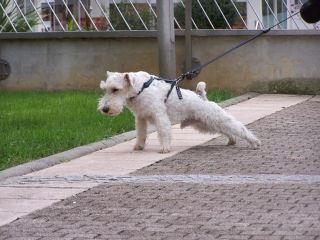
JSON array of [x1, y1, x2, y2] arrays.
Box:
[[220, 120, 261, 149], [195, 84, 239, 146], [195, 100, 261, 148], [226, 135, 236, 145], [181, 118, 239, 146], [181, 119, 215, 135], [134, 117, 147, 151], [241, 127, 261, 149]]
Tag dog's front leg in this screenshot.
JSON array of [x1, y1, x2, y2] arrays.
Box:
[[134, 117, 147, 151], [154, 114, 171, 154]]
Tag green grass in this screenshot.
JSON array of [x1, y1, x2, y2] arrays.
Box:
[[0, 91, 134, 171], [0, 89, 233, 171], [207, 89, 233, 102]]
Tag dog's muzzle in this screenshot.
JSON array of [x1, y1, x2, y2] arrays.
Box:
[[100, 106, 121, 116]]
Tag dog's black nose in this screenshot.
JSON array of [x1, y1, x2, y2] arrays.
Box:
[[102, 106, 109, 113]]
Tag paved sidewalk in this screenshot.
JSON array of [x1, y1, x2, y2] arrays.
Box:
[[1, 94, 319, 240]]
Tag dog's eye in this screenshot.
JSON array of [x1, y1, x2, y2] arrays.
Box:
[[112, 88, 119, 93]]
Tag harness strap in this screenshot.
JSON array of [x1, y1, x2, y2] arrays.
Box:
[[137, 76, 155, 96], [136, 76, 183, 102], [164, 82, 183, 103]]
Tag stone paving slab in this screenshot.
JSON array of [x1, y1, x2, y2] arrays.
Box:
[[0, 187, 87, 227], [0, 96, 319, 239], [0, 187, 83, 200]]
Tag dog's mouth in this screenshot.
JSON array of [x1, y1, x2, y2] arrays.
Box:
[[108, 111, 120, 116], [99, 109, 121, 116]]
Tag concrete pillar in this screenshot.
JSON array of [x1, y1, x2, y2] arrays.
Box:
[[157, 0, 176, 79], [185, 0, 192, 72]]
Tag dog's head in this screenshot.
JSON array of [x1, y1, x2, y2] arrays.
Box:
[[98, 71, 137, 116]]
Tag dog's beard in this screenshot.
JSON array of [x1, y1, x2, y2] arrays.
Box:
[[98, 95, 124, 116]]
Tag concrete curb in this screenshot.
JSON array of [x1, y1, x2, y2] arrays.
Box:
[[218, 92, 260, 108], [0, 92, 259, 181]]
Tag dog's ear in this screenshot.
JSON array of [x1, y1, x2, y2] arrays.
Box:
[[124, 73, 134, 87], [100, 80, 107, 90]]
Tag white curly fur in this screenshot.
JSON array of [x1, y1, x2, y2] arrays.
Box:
[[98, 71, 261, 153]]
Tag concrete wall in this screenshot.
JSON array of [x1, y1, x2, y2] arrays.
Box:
[[0, 30, 319, 94]]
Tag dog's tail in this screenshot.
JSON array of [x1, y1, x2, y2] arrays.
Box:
[[196, 82, 208, 101]]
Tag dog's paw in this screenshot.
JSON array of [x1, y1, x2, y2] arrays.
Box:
[[159, 146, 171, 154], [227, 138, 236, 146], [251, 140, 261, 150], [251, 145, 260, 150], [133, 144, 144, 151]]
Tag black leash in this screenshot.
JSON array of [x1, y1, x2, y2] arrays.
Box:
[[180, 11, 300, 81], [137, 11, 300, 102]]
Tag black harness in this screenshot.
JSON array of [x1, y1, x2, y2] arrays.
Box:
[[137, 76, 183, 102]]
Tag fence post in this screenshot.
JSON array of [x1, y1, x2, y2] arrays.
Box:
[[156, 0, 176, 79], [185, 0, 192, 72]]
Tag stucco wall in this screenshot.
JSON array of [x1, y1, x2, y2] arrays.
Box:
[[0, 30, 319, 93]]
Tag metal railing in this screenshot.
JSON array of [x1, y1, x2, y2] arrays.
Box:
[[0, 0, 318, 33]]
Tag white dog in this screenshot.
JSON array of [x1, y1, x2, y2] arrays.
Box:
[[98, 71, 261, 153]]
